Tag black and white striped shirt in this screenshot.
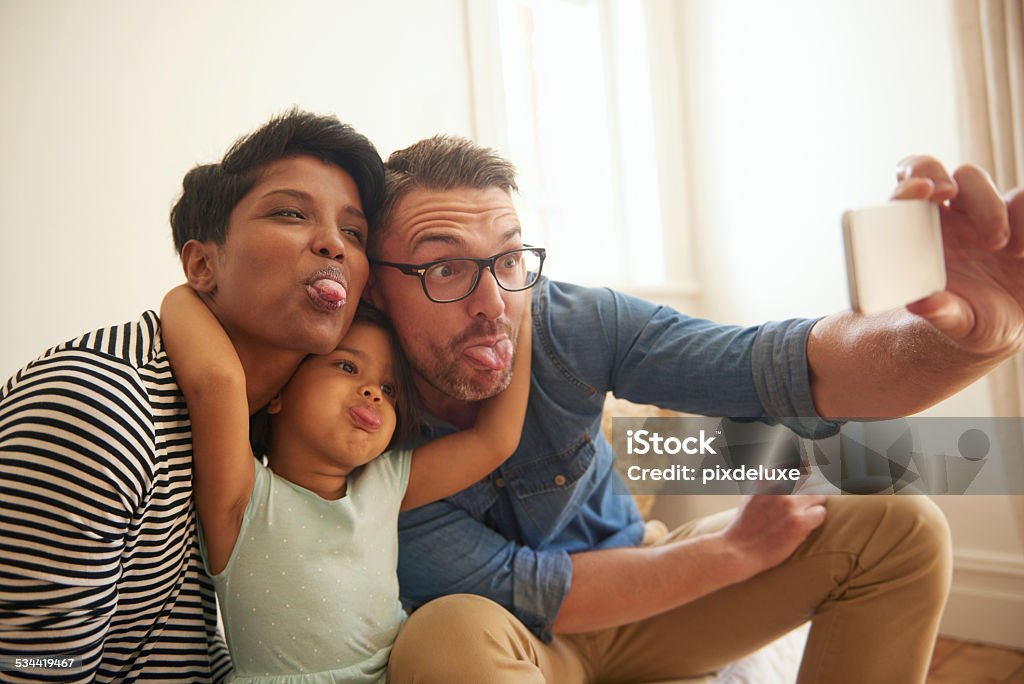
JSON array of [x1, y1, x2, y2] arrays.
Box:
[[0, 311, 231, 682]]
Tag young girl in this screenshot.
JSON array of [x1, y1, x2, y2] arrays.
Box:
[[160, 286, 531, 683]]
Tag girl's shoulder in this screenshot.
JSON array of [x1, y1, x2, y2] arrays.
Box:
[[365, 447, 414, 494]]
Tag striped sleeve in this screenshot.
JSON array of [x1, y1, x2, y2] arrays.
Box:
[[0, 346, 155, 682]]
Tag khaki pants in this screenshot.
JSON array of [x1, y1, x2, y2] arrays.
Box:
[[388, 496, 952, 684]]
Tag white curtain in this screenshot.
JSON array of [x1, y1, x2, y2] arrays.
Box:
[[951, 0, 1024, 543]]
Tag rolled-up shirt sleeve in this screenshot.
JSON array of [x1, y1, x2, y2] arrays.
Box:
[[398, 500, 572, 642], [750, 317, 844, 438]]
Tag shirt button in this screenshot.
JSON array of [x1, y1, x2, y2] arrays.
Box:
[[495, 477, 506, 488], [553, 474, 567, 487]]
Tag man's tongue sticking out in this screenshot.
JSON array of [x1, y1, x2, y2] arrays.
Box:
[[464, 338, 513, 371]]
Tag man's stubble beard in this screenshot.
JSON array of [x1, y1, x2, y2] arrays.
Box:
[[414, 320, 517, 402]]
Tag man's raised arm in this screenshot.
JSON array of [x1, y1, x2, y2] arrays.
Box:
[[808, 158, 1024, 419]]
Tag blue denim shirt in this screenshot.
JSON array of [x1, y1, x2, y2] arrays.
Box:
[[397, 278, 839, 641]]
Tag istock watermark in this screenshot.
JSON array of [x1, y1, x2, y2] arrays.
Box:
[[611, 416, 1024, 495], [625, 428, 718, 456]]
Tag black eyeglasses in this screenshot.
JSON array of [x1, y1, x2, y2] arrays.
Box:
[[371, 246, 546, 304]]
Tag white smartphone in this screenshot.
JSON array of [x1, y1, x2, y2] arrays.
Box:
[[842, 199, 946, 315]]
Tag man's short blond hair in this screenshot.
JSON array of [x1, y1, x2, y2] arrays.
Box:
[[370, 135, 518, 256]]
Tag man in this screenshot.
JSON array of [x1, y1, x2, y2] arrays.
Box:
[[0, 109, 384, 682], [366, 137, 1024, 682]]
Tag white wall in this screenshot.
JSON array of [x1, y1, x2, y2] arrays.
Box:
[[677, 0, 961, 325], [663, 0, 1024, 647], [0, 0, 474, 380]]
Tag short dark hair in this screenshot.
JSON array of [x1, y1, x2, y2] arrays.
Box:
[[249, 303, 421, 458], [170, 108, 385, 253], [370, 135, 518, 255]]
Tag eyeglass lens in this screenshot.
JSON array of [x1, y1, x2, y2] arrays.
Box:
[[424, 249, 543, 301]]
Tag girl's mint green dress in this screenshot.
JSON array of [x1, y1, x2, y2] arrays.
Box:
[[201, 450, 414, 683]]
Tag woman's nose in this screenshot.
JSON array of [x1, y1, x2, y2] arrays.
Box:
[[313, 225, 346, 261]]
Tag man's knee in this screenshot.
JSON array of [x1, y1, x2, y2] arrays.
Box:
[[845, 495, 949, 552], [389, 594, 542, 683], [397, 593, 519, 644], [826, 495, 952, 592], [893, 495, 952, 556], [889, 495, 953, 588]]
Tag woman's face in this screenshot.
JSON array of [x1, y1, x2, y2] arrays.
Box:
[[204, 154, 371, 358]]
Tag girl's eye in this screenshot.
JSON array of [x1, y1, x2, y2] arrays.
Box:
[[337, 361, 356, 374], [274, 209, 305, 219], [381, 383, 396, 398]]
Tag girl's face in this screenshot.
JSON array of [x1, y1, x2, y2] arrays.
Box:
[[268, 320, 399, 473]]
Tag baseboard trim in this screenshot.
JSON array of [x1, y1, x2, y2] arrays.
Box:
[[939, 549, 1024, 649]]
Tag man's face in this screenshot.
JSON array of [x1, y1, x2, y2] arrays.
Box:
[[205, 155, 370, 356], [369, 186, 530, 404]]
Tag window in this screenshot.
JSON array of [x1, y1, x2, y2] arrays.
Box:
[[465, 0, 698, 304]]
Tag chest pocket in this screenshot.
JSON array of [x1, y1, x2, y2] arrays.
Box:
[[503, 432, 597, 499], [442, 433, 597, 518]]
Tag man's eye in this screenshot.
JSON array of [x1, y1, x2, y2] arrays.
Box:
[[337, 361, 356, 373], [498, 254, 520, 270], [428, 261, 469, 281]]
